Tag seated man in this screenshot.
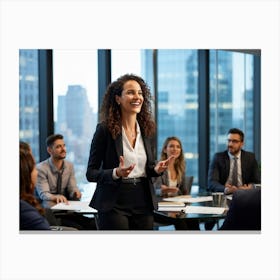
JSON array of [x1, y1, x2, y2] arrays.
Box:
[[208, 128, 261, 195], [35, 134, 96, 230], [220, 188, 261, 230], [206, 128, 261, 230]]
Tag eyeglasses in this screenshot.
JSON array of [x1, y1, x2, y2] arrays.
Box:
[[227, 139, 241, 144]]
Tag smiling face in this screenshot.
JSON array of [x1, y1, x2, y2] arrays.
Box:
[[115, 80, 144, 115], [47, 139, 67, 160], [164, 139, 182, 159]]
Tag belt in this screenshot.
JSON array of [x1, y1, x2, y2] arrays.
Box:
[[121, 177, 145, 184]]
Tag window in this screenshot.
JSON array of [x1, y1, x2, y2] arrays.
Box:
[[155, 50, 199, 182], [53, 50, 98, 185], [19, 49, 260, 189], [209, 50, 255, 158], [19, 49, 40, 162]]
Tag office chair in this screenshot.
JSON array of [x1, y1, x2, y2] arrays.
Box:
[[185, 175, 194, 195]]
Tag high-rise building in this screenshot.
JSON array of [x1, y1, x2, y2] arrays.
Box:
[[142, 50, 256, 184], [19, 49, 40, 162], [55, 85, 97, 182]]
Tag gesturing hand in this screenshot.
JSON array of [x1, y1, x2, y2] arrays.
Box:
[[116, 156, 136, 178], [154, 155, 175, 174]]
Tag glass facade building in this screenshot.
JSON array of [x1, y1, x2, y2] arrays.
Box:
[[19, 50, 40, 162]]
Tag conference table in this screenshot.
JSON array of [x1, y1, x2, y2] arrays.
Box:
[[154, 193, 231, 230], [49, 188, 230, 231]]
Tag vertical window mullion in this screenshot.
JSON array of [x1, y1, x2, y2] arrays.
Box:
[[98, 49, 111, 117], [38, 49, 54, 161], [198, 50, 210, 191]]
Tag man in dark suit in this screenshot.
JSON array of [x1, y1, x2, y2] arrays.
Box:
[[205, 128, 261, 230], [220, 188, 261, 230], [208, 128, 261, 195]]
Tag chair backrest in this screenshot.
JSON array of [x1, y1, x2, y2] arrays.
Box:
[[44, 208, 59, 226], [185, 175, 194, 195]]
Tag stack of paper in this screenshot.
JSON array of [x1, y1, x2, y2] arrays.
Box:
[[158, 201, 185, 207], [185, 205, 226, 214], [163, 195, 213, 203], [51, 201, 97, 213], [158, 201, 186, 212]]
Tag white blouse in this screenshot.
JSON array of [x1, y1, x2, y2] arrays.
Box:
[[113, 121, 147, 179]]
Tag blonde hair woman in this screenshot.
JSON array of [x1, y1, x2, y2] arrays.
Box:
[[153, 136, 190, 197]]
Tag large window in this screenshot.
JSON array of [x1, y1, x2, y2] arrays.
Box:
[[209, 50, 255, 158], [19, 49, 260, 189], [19, 50, 40, 162], [52, 50, 98, 188], [155, 50, 199, 182]]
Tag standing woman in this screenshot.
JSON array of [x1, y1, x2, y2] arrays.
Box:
[[86, 74, 172, 230], [153, 136, 190, 197]]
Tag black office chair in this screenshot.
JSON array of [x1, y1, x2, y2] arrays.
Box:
[[185, 176, 194, 195], [44, 208, 79, 231]]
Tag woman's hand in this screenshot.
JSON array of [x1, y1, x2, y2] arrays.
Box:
[[161, 185, 179, 197], [116, 156, 136, 178], [154, 156, 175, 174]]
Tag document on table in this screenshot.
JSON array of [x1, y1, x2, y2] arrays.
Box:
[[163, 195, 213, 203], [185, 205, 226, 214], [157, 206, 186, 212], [51, 201, 97, 213], [158, 201, 186, 212]]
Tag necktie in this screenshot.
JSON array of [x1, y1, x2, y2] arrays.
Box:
[[231, 157, 238, 187], [57, 171, 62, 194]]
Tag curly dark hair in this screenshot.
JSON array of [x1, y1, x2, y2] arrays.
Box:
[[20, 149, 45, 215], [100, 73, 156, 139]]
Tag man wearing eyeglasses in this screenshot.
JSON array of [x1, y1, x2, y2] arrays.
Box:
[[207, 128, 261, 195]]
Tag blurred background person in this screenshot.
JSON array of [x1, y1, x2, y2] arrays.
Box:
[[20, 141, 32, 155], [35, 134, 95, 230], [35, 134, 81, 205], [206, 128, 261, 230], [153, 136, 192, 197], [153, 136, 199, 230], [208, 128, 261, 195], [220, 188, 261, 230], [20, 147, 50, 230]]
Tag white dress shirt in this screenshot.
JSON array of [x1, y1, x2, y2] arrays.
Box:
[[113, 121, 147, 179]]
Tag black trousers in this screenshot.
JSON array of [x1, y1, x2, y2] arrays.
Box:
[[97, 180, 154, 230]]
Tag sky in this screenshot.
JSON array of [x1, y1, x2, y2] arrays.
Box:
[[53, 49, 142, 114]]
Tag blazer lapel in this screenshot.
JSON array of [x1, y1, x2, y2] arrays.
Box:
[[240, 150, 246, 182], [142, 136, 152, 162], [224, 151, 230, 176], [115, 133, 123, 158]]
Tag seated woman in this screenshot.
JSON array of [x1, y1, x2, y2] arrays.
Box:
[[153, 136, 199, 230], [153, 136, 190, 197], [20, 148, 50, 230]]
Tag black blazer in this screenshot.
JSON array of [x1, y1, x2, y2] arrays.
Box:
[[220, 188, 261, 230], [208, 150, 261, 192], [86, 122, 159, 212]]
